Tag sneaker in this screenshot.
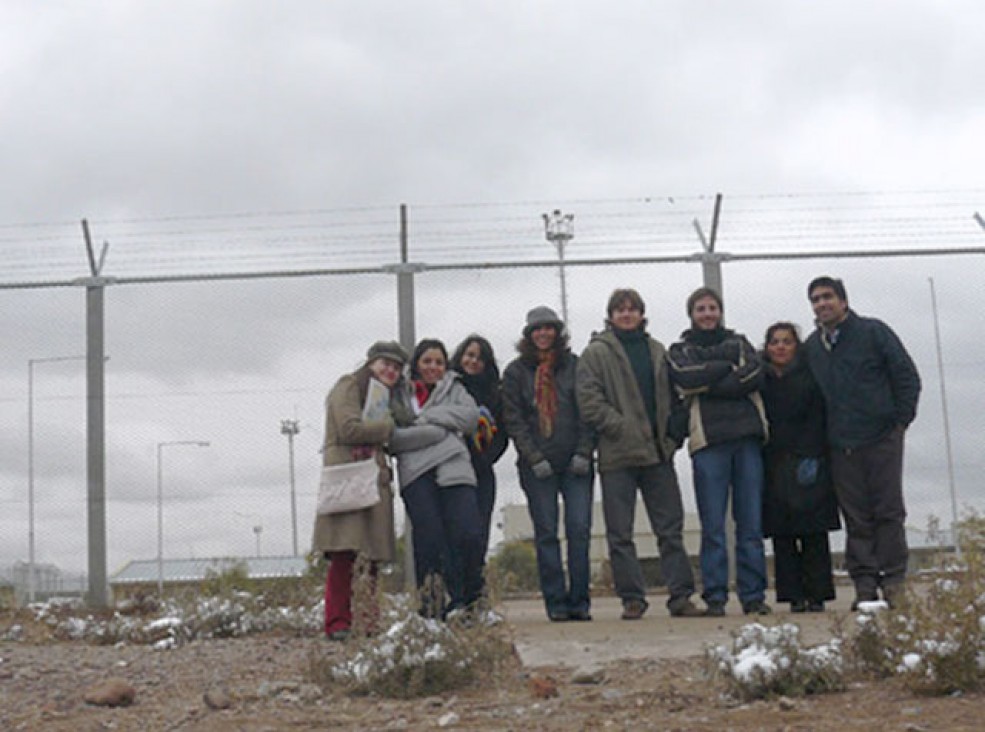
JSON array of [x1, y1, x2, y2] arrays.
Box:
[[806, 601, 825, 613], [479, 609, 505, 627], [621, 598, 649, 620], [790, 600, 808, 613], [668, 597, 704, 617], [327, 628, 351, 642], [742, 600, 773, 616], [567, 609, 593, 621], [704, 602, 726, 617]]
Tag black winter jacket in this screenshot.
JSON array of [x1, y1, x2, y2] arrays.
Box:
[[803, 310, 921, 450], [667, 327, 769, 455], [761, 356, 840, 538], [502, 350, 595, 472]]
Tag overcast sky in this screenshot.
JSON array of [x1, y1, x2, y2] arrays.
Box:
[[1, 1, 984, 579]]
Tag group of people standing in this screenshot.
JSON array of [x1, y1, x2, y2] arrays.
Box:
[[312, 274, 920, 639]]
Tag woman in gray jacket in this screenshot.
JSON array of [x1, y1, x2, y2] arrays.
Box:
[[389, 338, 485, 619]]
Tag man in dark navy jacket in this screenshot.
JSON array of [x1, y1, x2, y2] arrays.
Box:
[[803, 276, 921, 610]]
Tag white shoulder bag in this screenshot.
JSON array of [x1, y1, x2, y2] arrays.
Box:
[[317, 458, 381, 515]]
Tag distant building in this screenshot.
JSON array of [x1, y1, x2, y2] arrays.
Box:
[[109, 556, 310, 601], [501, 500, 704, 584], [1, 561, 87, 605]]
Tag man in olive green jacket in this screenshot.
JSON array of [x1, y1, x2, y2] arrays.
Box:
[[576, 289, 704, 619]]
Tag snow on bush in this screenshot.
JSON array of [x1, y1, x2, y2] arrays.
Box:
[[706, 622, 844, 700]]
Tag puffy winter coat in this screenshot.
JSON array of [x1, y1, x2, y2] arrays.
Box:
[[667, 327, 768, 455], [388, 372, 480, 488]]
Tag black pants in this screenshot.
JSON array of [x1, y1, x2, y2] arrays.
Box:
[[831, 427, 908, 598], [772, 534, 835, 603]]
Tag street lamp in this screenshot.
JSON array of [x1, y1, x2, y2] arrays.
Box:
[[542, 209, 574, 323], [157, 440, 210, 595], [27, 354, 87, 604], [280, 419, 300, 556]]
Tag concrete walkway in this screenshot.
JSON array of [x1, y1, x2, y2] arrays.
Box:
[[501, 592, 856, 667]]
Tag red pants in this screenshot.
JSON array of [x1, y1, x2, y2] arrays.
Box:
[[324, 552, 379, 635]]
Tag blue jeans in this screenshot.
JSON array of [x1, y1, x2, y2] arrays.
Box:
[[519, 463, 594, 616], [401, 470, 485, 618], [691, 438, 767, 605]]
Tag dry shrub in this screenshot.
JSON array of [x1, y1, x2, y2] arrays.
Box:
[[846, 512, 985, 694], [310, 591, 515, 699]]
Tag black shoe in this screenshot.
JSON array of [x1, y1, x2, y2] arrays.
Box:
[[568, 609, 593, 621], [790, 600, 808, 613], [327, 629, 351, 642], [742, 600, 773, 616], [548, 609, 570, 622], [806, 601, 825, 613], [621, 599, 649, 620], [704, 602, 726, 617]]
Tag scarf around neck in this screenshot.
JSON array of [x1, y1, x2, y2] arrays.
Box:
[[534, 349, 559, 438]]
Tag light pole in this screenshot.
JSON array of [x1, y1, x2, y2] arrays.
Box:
[[27, 354, 87, 604], [157, 440, 210, 595], [280, 419, 300, 556], [542, 209, 574, 324]]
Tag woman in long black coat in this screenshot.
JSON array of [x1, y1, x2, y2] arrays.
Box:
[[761, 322, 841, 612]]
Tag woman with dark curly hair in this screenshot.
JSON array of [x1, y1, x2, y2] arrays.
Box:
[[502, 306, 595, 622]]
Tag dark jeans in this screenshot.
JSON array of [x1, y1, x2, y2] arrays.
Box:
[[600, 463, 695, 605], [831, 427, 908, 597], [519, 463, 594, 617], [772, 534, 835, 603], [401, 470, 485, 618], [691, 437, 768, 605], [474, 463, 497, 563]]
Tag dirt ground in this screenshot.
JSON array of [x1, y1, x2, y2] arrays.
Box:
[[2, 621, 984, 732], [2, 590, 983, 731]]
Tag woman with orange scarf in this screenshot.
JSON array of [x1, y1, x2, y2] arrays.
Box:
[[502, 306, 595, 622]]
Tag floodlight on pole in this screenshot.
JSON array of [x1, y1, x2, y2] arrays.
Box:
[[280, 419, 301, 556], [156, 440, 210, 596], [27, 354, 87, 604], [542, 209, 574, 323]]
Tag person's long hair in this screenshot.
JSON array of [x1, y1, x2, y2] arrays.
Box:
[[516, 326, 569, 364], [452, 335, 500, 379], [452, 334, 500, 404]]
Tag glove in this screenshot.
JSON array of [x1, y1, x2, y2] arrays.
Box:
[[531, 460, 554, 480], [472, 406, 498, 452], [796, 457, 820, 486], [568, 454, 591, 476]]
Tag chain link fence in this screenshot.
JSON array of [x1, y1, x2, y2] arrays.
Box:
[[1, 192, 983, 597]]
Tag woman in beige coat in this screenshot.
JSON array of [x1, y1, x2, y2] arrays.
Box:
[[312, 340, 408, 641]]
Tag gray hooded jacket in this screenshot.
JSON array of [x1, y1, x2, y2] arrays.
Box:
[[388, 372, 480, 488]]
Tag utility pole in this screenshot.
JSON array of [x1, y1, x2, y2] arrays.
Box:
[[929, 277, 960, 554], [542, 209, 574, 323], [280, 419, 300, 556], [690, 193, 726, 300]]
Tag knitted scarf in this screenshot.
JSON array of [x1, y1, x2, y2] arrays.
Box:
[[534, 350, 558, 438]]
